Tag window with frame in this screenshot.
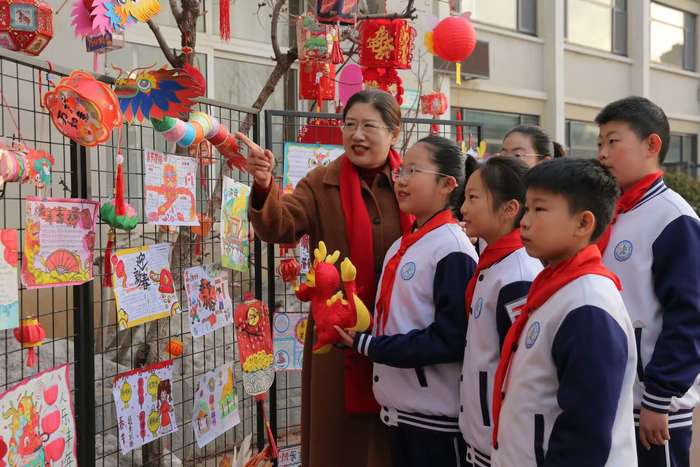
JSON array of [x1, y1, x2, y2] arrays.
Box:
[[651, 2, 696, 71], [566, 0, 627, 55], [452, 108, 540, 155], [665, 133, 698, 177], [441, 0, 537, 36], [566, 120, 599, 159]]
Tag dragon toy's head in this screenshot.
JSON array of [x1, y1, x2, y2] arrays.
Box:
[[304, 242, 341, 297]]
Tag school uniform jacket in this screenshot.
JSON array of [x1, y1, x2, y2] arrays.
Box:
[[492, 275, 638, 467], [602, 179, 700, 429], [353, 223, 478, 432], [459, 247, 543, 466]]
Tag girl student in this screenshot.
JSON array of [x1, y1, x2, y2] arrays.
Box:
[[497, 125, 566, 168], [458, 155, 544, 467], [337, 135, 478, 467]]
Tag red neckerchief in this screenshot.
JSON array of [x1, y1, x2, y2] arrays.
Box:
[[465, 229, 523, 316], [338, 148, 414, 414], [597, 171, 663, 253], [376, 210, 457, 335], [491, 244, 621, 448]]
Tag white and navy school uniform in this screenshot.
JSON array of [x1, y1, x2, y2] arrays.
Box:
[[492, 274, 638, 467], [459, 247, 543, 466], [353, 222, 478, 467], [602, 179, 700, 467]]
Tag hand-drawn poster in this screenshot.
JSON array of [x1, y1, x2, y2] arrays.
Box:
[[234, 298, 275, 395], [282, 143, 343, 193], [112, 243, 180, 330], [297, 234, 311, 275], [221, 177, 250, 273], [0, 364, 77, 466], [0, 229, 19, 330], [112, 360, 177, 455], [273, 312, 307, 371], [21, 197, 99, 289], [191, 363, 240, 448], [183, 264, 234, 338], [144, 149, 198, 226], [278, 445, 302, 467]]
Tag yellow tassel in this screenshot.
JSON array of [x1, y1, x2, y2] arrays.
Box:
[[456, 63, 462, 86]]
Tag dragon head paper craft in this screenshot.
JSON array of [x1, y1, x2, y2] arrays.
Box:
[[293, 241, 371, 353]]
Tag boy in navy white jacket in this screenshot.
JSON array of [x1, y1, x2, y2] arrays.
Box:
[[491, 159, 637, 467], [596, 96, 700, 467], [337, 136, 478, 467]]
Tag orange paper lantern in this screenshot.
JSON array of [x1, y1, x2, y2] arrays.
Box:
[[14, 318, 46, 368], [164, 338, 184, 358]]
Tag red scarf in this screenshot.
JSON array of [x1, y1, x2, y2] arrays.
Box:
[[376, 210, 457, 335], [465, 229, 523, 315], [597, 171, 663, 253], [338, 148, 414, 414], [491, 244, 621, 448]]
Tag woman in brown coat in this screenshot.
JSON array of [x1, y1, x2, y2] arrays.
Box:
[[238, 90, 410, 466]]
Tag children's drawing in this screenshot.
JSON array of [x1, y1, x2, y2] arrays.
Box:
[[282, 143, 343, 193], [220, 176, 250, 272], [21, 197, 99, 289], [144, 149, 198, 226], [183, 264, 233, 338], [234, 297, 275, 395], [0, 364, 77, 466], [273, 313, 307, 371], [191, 362, 240, 448], [112, 243, 180, 330], [112, 360, 177, 455], [0, 230, 19, 331]]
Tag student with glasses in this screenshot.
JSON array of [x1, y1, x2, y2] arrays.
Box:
[[237, 89, 410, 467], [495, 125, 566, 168]]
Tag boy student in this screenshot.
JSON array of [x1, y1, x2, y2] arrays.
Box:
[[491, 159, 638, 467], [596, 96, 700, 467]]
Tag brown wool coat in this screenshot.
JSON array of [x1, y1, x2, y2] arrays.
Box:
[[249, 155, 404, 467]]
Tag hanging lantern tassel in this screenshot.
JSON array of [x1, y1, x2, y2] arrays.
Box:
[[114, 151, 126, 216], [103, 228, 116, 287], [456, 63, 462, 86], [219, 0, 231, 41], [331, 28, 344, 64], [14, 319, 46, 369]]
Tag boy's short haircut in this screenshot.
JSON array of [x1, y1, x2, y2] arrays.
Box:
[[525, 159, 621, 241], [595, 96, 670, 163]]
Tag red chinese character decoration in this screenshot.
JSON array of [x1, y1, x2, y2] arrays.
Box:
[[358, 19, 415, 105], [425, 13, 477, 85], [43, 71, 122, 147], [0, 0, 53, 56]]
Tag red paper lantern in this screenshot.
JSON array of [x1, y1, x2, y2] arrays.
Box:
[[362, 67, 404, 105], [43, 70, 122, 146], [14, 318, 46, 368], [420, 92, 448, 117], [299, 60, 336, 101], [278, 258, 301, 285], [359, 19, 415, 69], [432, 15, 476, 63], [0, 0, 53, 56]]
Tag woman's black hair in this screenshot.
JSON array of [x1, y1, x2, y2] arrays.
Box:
[[505, 125, 566, 159], [343, 89, 401, 130], [415, 135, 466, 216], [478, 155, 530, 228]]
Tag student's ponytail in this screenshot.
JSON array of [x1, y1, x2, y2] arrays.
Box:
[[552, 141, 566, 158]]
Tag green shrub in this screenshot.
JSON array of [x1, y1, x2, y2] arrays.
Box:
[[664, 171, 700, 215]]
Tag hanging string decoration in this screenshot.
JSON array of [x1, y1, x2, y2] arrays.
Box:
[[425, 13, 476, 85], [296, 12, 342, 104], [43, 71, 122, 147], [359, 19, 415, 104]]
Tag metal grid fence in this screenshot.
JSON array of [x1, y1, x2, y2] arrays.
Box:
[[0, 47, 266, 466]]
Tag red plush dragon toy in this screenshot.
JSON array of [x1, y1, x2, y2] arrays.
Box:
[[293, 241, 372, 353]]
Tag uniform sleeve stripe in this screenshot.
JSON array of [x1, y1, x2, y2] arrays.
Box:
[[643, 392, 673, 403]]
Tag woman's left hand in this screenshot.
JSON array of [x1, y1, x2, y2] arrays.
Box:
[[334, 325, 356, 348]]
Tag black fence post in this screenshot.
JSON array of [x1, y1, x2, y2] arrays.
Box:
[[71, 140, 96, 466]]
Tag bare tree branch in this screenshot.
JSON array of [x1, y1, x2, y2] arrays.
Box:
[[271, 0, 287, 62], [356, 0, 417, 20], [169, 0, 183, 21], [146, 20, 179, 67]]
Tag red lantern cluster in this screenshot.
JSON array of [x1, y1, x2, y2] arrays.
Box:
[[0, 0, 53, 56], [358, 19, 415, 105]]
